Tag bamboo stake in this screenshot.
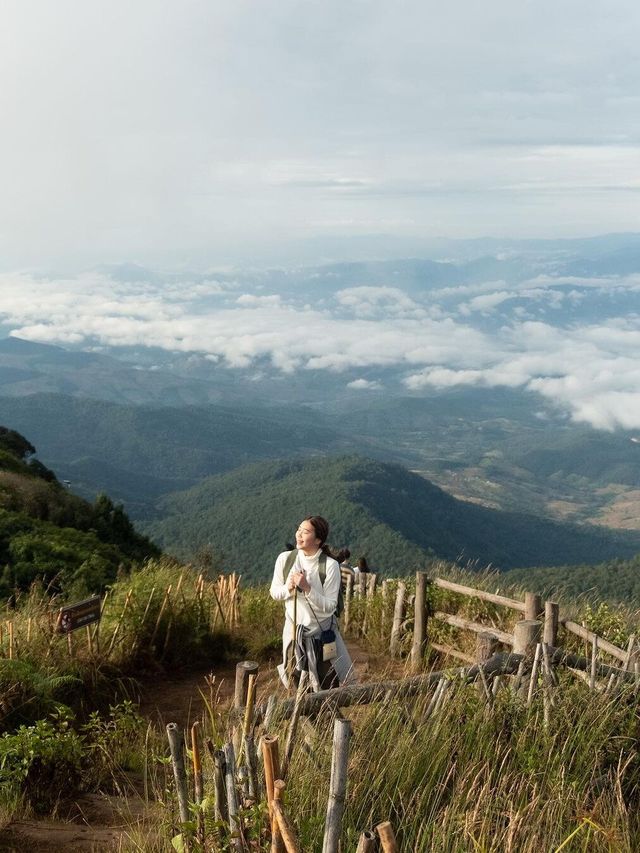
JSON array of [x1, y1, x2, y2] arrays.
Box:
[[8, 621, 13, 660], [191, 722, 203, 803], [207, 743, 227, 822], [224, 742, 243, 850], [107, 588, 133, 657], [376, 821, 399, 852], [282, 671, 309, 780], [273, 781, 301, 853], [322, 719, 352, 853], [590, 635, 598, 690], [191, 722, 204, 846], [245, 735, 259, 802], [130, 586, 156, 655], [526, 644, 542, 706], [27, 617, 32, 643], [242, 672, 258, 737], [149, 585, 172, 649], [262, 736, 284, 853], [86, 624, 93, 656], [166, 723, 189, 824]]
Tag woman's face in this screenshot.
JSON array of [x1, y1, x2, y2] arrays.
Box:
[[296, 520, 321, 554]]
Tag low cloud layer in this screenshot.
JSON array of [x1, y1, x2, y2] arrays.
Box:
[[1, 267, 639, 431]]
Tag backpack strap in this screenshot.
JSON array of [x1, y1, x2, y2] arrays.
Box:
[[318, 551, 327, 586], [283, 549, 298, 577]]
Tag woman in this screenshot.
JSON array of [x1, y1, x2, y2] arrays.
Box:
[[270, 516, 355, 692]]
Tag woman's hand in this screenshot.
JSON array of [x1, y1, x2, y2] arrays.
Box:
[[289, 570, 311, 593]]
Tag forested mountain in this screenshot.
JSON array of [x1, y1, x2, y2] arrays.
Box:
[[505, 555, 640, 604], [144, 455, 640, 581], [0, 426, 159, 597], [0, 393, 361, 516]]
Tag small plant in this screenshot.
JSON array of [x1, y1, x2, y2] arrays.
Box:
[[0, 707, 83, 813]]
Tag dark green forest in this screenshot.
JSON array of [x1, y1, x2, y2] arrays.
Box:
[[0, 427, 159, 597], [144, 455, 640, 582]]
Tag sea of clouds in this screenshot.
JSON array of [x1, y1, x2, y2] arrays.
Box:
[[1, 266, 639, 431]]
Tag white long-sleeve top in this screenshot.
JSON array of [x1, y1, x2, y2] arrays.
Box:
[[270, 549, 340, 626]]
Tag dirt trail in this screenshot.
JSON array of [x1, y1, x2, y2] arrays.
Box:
[[0, 642, 379, 852]]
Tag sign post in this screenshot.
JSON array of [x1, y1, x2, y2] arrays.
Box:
[[56, 596, 102, 634]]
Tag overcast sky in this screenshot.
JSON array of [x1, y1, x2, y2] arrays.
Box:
[[2, 0, 640, 269]]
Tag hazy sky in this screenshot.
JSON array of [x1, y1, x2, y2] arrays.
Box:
[[2, 0, 640, 268]]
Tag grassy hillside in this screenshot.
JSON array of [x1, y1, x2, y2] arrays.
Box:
[[0, 426, 159, 596], [144, 455, 640, 581]]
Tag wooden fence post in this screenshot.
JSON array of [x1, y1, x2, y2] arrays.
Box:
[[543, 601, 559, 647], [166, 723, 190, 824], [475, 631, 499, 664], [513, 620, 542, 659], [411, 572, 429, 673], [343, 574, 353, 633], [322, 719, 352, 853], [524, 592, 542, 621], [376, 821, 399, 852], [235, 660, 260, 711], [356, 830, 377, 852], [389, 582, 406, 658]]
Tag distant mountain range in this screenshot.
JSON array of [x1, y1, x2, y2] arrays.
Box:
[[1, 386, 638, 530], [142, 455, 640, 581]]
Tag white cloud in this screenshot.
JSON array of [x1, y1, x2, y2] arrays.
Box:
[[347, 379, 383, 390], [3, 268, 640, 431]]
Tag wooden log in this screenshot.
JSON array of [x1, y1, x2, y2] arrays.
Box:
[[543, 601, 559, 647], [524, 592, 542, 621], [257, 645, 636, 723], [322, 718, 352, 853], [389, 582, 406, 658], [356, 830, 377, 852], [431, 642, 476, 665], [166, 723, 189, 824], [410, 572, 429, 673], [513, 620, 542, 659], [561, 620, 626, 662], [235, 660, 260, 711], [475, 631, 499, 664], [434, 611, 513, 646], [433, 577, 526, 612], [376, 821, 399, 852], [590, 635, 598, 690]]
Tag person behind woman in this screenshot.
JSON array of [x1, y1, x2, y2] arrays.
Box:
[[355, 556, 370, 575], [270, 516, 355, 692]]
